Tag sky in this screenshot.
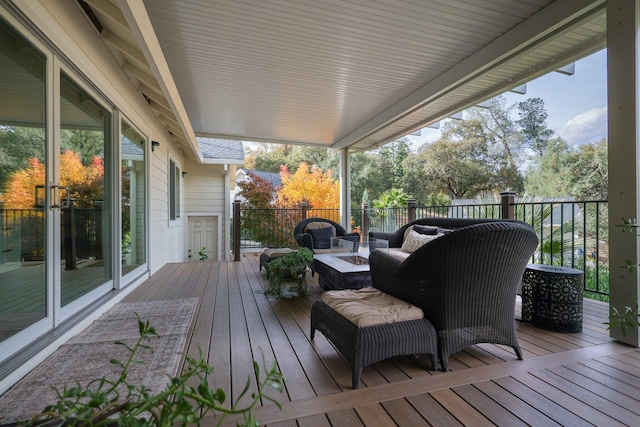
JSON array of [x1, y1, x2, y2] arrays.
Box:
[[407, 49, 608, 149]]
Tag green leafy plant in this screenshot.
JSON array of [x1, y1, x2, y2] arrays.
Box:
[[198, 247, 209, 262], [26, 313, 284, 426], [605, 218, 640, 336], [264, 247, 314, 298]]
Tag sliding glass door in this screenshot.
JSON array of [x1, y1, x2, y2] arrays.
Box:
[[59, 72, 112, 309], [0, 17, 47, 342], [0, 16, 117, 354]]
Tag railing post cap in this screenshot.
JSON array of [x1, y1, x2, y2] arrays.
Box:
[[500, 190, 516, 196]]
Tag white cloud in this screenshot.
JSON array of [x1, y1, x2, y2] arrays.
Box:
[[558, 106, 607, 146]]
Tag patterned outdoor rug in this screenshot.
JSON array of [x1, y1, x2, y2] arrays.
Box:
[[0, 298, 199, 424]]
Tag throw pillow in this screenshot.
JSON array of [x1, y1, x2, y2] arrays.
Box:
[[308, 227, 334, 249], [401, 229, 441, 253], [412, 225, 439, 235]]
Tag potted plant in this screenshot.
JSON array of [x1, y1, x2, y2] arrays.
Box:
[[263, 247, 313, 298]]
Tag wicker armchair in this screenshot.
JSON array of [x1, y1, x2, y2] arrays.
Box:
[[294, 217, 359, 254], [369, 220, 538, 371]]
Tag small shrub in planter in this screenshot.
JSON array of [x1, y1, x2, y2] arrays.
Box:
[[263, 248, 314, 298]]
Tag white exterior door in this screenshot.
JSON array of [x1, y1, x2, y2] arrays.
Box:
[[188, 216, 217, 261]]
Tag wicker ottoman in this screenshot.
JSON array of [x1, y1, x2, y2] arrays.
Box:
[[259, 248, 297, 277], [310, 289, 438, 389]]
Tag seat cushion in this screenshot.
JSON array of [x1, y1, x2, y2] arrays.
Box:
[[263, 248, 297, 258], [321, 287, 423, 327]]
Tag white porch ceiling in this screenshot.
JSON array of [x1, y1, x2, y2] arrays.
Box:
[[89, 0, 606, 158]]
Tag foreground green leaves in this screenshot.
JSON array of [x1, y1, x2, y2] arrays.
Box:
[[26, 313, 284, 426]]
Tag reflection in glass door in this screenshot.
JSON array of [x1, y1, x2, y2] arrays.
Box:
[[0, 18, 47, 342], [59, 73, 112, 306], [121, 121, 146, 275]]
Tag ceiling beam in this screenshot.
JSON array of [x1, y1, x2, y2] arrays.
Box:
[[116, 0, 202, 162], [102, 29, 149, 71], [83, 0, 130, 34], [332, 0, 605, 150]]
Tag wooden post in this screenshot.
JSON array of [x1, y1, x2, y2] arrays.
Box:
[[408, 198, 417, 222], [500, 191, 515, 220], [63, 199, 77, 270], [301, 201, 309, 220], [233, 200, 241, 261], [361, 203, 368, 241]]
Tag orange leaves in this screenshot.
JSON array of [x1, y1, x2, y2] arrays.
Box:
[[3, 151, 104, 208], [3, 158, 45, 208], [276, 162, 339, 209]]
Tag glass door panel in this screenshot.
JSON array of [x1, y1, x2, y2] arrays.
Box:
[[0, 18, 47, 342], [120, 121, 146, 275], [59, 72, 112, 306]]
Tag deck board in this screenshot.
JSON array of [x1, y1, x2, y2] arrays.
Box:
[[107, 253, 640, 426]]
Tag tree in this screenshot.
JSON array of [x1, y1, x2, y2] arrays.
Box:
[[350, 151, 394, 209], [0, 126, 45, 188], [276, 162, 340, 209], [403, 137, 498, 200], [60, 129, 104, 164], [372, 188, 412, 208], [570, 138, 607, 200], [378, 139, 411, 188], [3, 150, 103, 208], [524, 138, 573, 197], [237, 171, 275, 208], [517, 98, 554, 155]]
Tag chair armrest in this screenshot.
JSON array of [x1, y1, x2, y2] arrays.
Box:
[[369, 250, 409, 301], [295, 233, 314, 251], [340, 232, 360, 242]]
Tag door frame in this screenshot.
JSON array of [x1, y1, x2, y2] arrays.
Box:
[[187, 213, 222, 262]]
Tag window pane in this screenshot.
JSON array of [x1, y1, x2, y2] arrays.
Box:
[[0, 17, 47, 342], [169, 159, 176, 220], [60, 72, 112, 305], [121, 121, 146, 274]]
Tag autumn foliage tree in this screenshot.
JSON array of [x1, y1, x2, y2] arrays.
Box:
[[237, 171, 275, 208], [276, 162, 339, 209], [237, 163, 342, 247], [3, 150, 104, 209]]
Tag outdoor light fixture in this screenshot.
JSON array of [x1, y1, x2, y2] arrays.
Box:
[[151, 140, 160, 151], [182, 171, 187, 177]]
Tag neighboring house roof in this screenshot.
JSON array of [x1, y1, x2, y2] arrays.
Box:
[[121, 137, 144, 160], [238, 169, 282, 189], [197, 138, 245, 164]]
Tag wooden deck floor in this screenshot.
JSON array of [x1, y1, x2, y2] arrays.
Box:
[[122, 253, 639, 427]]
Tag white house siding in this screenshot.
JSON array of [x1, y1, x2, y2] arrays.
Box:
[[183, 161, 228, 260]]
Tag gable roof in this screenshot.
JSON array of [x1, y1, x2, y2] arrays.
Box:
[[238, 169, 282, 189], [197, 138, 244, 164]]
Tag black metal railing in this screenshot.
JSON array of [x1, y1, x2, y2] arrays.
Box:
[[1, 206, 104, 267], [232, 195, 609, 298]]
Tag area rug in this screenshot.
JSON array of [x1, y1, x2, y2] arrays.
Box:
[[0, 298, 199, 424]]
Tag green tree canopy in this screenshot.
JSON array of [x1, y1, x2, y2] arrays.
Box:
[[403, 137, 498, 200], [524, 138, 574, 197]]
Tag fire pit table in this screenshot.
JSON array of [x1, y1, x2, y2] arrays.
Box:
[[312, 238, 389, 290]]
